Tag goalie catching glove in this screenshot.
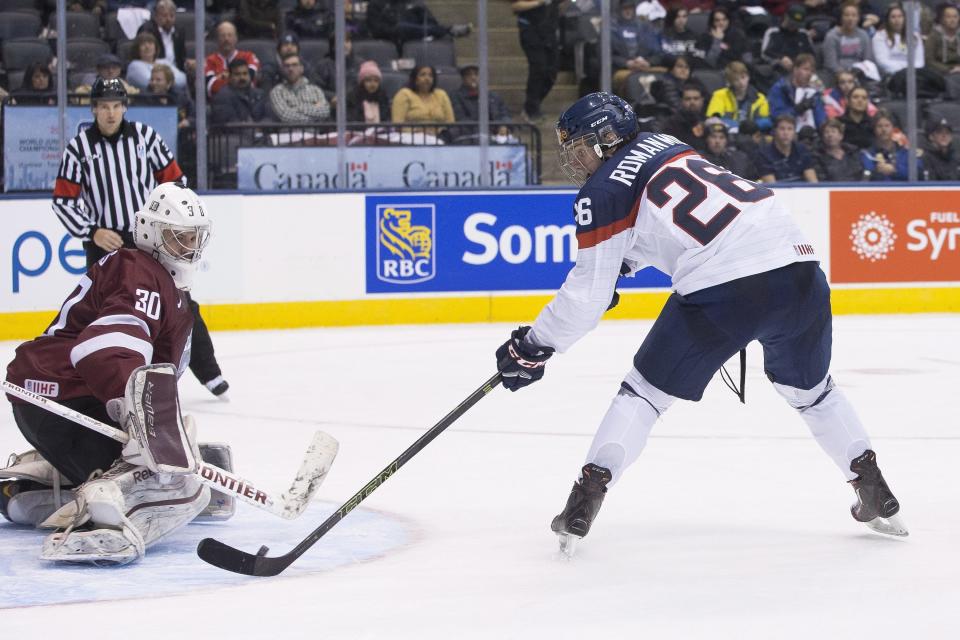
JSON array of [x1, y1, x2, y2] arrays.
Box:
[[107, 363, 200, 475], [495, 326, 555, 391]]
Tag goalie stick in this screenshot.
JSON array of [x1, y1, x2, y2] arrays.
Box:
[[196, 372, 502, 576], [2, 380, 338, 520]]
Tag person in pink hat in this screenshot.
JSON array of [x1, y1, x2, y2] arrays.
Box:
[[347, 60, 390, 123]]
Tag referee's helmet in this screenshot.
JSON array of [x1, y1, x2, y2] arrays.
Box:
[[90, 77, 128, 104]]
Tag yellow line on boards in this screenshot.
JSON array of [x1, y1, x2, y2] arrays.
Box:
[[1, 288, 958, 340]]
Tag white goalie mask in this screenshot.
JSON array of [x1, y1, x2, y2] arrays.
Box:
[[134, 183, 212, 291]]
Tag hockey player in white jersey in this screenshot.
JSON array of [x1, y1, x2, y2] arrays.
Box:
[[493, 92, 906, 555]]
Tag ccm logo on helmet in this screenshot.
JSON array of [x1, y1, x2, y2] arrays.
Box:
[[590, 116, 609, 128]]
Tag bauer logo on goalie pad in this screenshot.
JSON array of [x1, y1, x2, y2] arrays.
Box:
[[376, 205, 436, 284]]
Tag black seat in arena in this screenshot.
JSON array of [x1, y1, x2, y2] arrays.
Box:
[[401, 40, 456, 72], [299, 39, 330, 65], [66, 38, 110, 72], [2, 38, 52, 71], [353, 39, 397, 67], [926, 101, 960, 134], [379, 69, 408, 99], [238, 39, 278, 67], [0, 11, 41, 40], [65, 12, 101, 39]]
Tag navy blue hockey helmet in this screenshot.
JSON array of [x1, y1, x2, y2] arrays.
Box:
[[556, 92, 638, 185]]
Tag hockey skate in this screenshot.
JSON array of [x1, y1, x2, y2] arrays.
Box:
[[551, 463, 612, 558], [849, 450, 908, 537]]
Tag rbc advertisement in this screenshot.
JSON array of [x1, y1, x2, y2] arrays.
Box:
[[364, 193, 671, 293]]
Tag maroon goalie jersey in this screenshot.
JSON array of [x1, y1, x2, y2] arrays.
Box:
[[6, 249, 193, 405]]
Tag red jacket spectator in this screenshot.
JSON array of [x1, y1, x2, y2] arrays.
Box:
[[204, 21, 261, 97]]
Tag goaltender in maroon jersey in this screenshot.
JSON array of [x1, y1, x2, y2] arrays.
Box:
[[6, 249, 193, 405]]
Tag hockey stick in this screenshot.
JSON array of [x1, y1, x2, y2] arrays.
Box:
[[196, 372, 503, 576], [2, 380, 338, 520]]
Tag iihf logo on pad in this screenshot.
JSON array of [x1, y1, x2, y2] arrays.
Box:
[[376, 205, 436, 284]]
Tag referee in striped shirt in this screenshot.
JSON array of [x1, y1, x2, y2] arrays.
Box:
[[52, 77, 230, 398]]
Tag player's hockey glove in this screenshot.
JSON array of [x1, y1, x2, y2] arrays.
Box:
[[496, 326, 555, 392]]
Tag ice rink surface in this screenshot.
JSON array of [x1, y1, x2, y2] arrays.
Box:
[[1, 314, 958, 638]]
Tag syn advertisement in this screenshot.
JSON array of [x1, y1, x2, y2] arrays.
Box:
[[830, 190, 960, 283]]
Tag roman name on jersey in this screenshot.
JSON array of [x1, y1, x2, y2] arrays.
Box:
[[608, 134, 685, 187]]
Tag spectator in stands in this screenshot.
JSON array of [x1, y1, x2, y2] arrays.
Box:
[[367, 0, 472, 53], [861, 111, 917, 181], [768, 53, 826, 132], [11, 62, 55, 106], [922, 117, 960, 181], [660, 81, 708, 151], [875, 3, 942, 98], [67, 0, 106, 16], [925, 3, 960, 99], [849, 0, 881, 32], [259, 33, 312, 95], [205, 21, 261, 98], [610, 0, 664, 97], [75, 54, 140, 101], [346, 61, 390, 124], [270, 53, 331, 124], [702, 119, 758, 179], [451, 64, 512, 140], [823, 1, 876, 75], [756, 114, 818, 183], [661, 7, 702, 62], [838, 85, 874, 149], [706, 61, 772, 133], [650, 54, 694, 112], [236, 0, 279, 39], [137, 0, 191, 78], [874, 4, 922, 77], [313, 31, 359, 98], [127, 32, 188, 94], [813, 118, 864, 181], [391, 65, 455, 139], [211, 58, 268, 125], [511, 0, 559, 123], [147, 64, 193, 130], [761, 3, 815, 74], [285, 0, 333, 40], [822, 70, 877, 119], [696, 7, 747, 69]]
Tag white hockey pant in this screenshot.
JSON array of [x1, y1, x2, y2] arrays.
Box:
[[773, 374, 870, 480], [585, 368, 676, 485], [40, 462, 210, 565]]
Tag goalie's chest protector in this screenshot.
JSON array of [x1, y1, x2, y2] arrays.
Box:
[[6, 250, 194, 404]]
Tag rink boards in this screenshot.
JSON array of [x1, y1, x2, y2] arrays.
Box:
[[1, 185, 958, 339]]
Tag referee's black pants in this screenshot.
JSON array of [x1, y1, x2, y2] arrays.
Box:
[[84, 237, 223, 385]]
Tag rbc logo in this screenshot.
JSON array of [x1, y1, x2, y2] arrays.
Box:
[[376, 205, 435, 284]]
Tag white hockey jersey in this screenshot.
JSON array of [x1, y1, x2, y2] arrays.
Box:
[[528, 133, 818, 353]]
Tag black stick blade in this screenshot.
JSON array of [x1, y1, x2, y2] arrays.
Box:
[[197, 538, 287, 576]]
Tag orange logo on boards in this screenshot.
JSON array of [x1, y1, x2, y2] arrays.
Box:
[[830, 191, 960, 284]]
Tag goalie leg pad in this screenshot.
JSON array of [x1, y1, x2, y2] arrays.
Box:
[[118, 364, 200, 475], [41, 460, 210, 565]]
